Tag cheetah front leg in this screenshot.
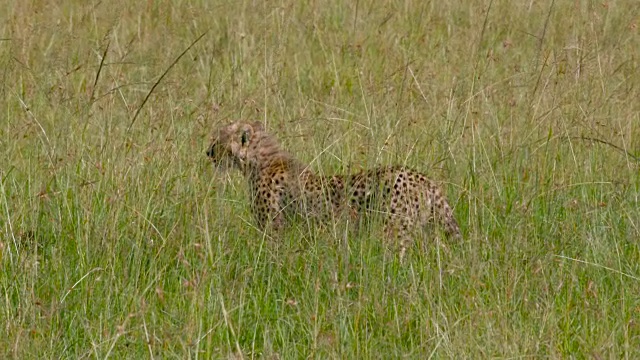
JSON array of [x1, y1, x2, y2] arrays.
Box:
[[252, 198, 286, 232], [252, 180, 287, 232]]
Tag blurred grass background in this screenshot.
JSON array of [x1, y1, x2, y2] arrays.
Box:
[[1, 0, 639, 358]]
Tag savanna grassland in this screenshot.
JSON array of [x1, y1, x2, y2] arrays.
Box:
[[1, 0, 639, 358]]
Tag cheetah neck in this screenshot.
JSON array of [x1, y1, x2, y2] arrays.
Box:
[[243, 132, 306, 176]]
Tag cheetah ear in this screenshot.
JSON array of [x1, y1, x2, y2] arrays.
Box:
[[240, 122, 263, 146], [240, 123, 254, 146], [241, 130, 250, 145], [250, 121, 264, 132]]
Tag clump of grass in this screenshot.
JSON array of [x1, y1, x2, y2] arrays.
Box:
[[1, 0, 639, 357]]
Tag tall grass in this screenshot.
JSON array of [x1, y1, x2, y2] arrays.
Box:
[[1, 0, 639, 357]]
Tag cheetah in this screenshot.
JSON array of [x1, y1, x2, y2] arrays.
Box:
[[206, 121, 461, 259]]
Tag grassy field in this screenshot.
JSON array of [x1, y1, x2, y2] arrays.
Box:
[[1, 0, 639, 358]]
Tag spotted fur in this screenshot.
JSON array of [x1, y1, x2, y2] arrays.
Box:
[[207, 121, 461, 258]]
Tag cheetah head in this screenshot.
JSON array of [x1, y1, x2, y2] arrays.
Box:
[[206, 121, 263, 170]]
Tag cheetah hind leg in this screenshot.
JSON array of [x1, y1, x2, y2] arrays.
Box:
[[383, 216, 414, 263]]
